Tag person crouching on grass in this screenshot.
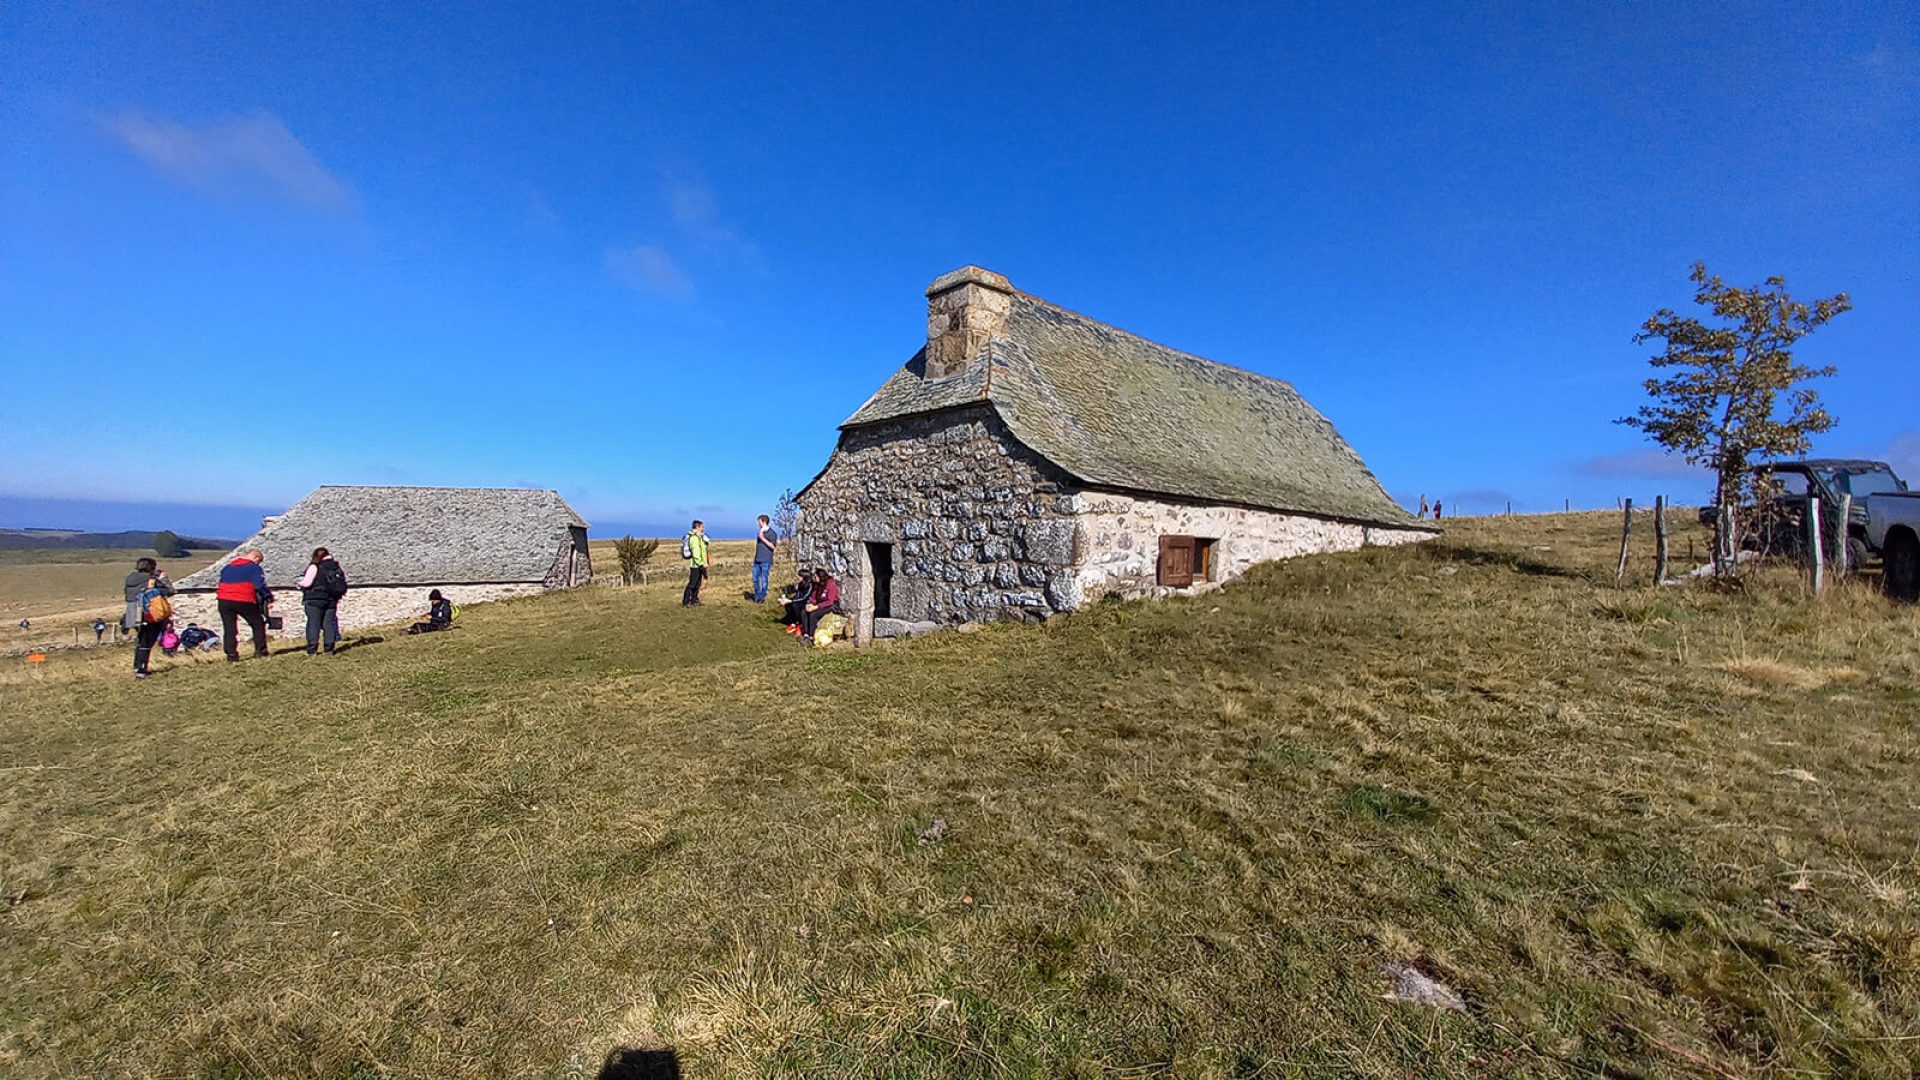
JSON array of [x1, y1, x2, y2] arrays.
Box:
[[216, 548, 273, 661]]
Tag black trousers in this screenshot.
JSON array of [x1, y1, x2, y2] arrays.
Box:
[[801, 605, 838, 639], [133, 621, 165, 673], [682, 565, 706, 606], [219, 599, 269, 659]]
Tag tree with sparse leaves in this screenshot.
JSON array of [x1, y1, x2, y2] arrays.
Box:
[[613, 536, 659, 585], [152, 530, 188, 558], [1620, 262, 1849, 563], [772, 487, 799, 565]]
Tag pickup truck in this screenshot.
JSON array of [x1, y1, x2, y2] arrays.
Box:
[[1705, 458, 1908, 572], [1867, 492, 1920, 600]]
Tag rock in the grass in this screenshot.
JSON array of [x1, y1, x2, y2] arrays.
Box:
[[917, 818, 948, 845], [1380, 961, 1466, 1012]]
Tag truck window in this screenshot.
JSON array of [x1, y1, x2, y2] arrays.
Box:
[[1838, 470, 1904, 497]]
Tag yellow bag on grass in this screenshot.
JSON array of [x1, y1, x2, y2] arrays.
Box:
[[813, 613, 848, 646]]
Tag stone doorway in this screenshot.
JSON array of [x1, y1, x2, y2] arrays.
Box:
[[864, 541, 894, 621]]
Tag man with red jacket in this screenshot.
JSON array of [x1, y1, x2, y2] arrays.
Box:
[[216, 548, 274, 661]]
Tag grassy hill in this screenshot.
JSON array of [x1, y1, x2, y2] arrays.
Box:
[[1, 548, 227, 639], [2, 513, 1915, 1078]]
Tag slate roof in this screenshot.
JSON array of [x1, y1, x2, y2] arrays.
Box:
[[178, 486, 589, 589], [843, 277, 1425, 528]]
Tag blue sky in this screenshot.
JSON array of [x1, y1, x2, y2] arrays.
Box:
[[3, 2, 1915, 538]]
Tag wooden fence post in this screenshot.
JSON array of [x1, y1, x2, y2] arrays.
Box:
[[1653, 495, 1668, 586], [1615, 498, 1633, 582], [1807, 497, 1824, 595], [1834, 493, 1852, 579]]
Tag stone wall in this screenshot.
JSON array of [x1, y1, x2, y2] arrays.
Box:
[[170, 583, 547, 639], [545, 527, 593, 588], [798, 404, 1436, 635], [1072, 490, 1433, 601], [796, 404, 1083, 628]]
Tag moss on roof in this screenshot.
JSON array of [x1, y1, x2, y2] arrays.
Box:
[[844, 289, 1424, 528]]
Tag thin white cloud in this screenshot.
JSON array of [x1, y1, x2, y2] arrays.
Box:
[[665, 176, 762, 268], [103, 110, 355, 211], [1574, 447, 1707, 479], [1878, 430, 1920, 482], [604, 244, 695, 300]]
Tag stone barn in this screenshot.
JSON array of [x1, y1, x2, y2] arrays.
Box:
[[794, 265, 1435, 642], [175, 485, 591, 636]]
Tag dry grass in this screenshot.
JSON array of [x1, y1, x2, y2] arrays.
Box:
[[3, 513, 1918, 1078]]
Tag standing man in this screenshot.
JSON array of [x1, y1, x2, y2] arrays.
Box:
[[681, 520, 710, 607], [216, 548, 274, 660], [751, 514, 777, 603]]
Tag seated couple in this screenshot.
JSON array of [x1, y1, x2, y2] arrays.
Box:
[[781, 568, 841, 640]]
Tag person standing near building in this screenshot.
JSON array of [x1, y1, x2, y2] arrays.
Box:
[[123, 557, 174, 679], [751, 514, 777, 603], [681, 520, 710, 607], [297, 546, 349, 655], [216, 548, 273, 660]]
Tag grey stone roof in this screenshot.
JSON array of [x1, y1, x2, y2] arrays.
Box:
[[843, 285, 1424, 528], [178, 486, 589, 589]]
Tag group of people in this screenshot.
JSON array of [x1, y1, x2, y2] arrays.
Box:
[[680, 516, 844, 644], [120, 547, 451, 678]]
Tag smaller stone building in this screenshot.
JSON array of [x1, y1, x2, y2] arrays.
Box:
[[795, 266, 1436, 642], [175, 485, 590, 636]]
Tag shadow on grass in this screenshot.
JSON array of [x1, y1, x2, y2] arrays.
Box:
[[265, 635, 388, 658], [599, 1046, 681, 1079], [1434, 543, 1590, 581]]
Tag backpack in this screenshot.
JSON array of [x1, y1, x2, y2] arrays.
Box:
[[680, 535, 694, 560], [318, 560, 349, 599], [140, 578, 173, 625]]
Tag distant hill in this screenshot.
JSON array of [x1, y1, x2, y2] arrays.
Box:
[[0, 528, 237, 551]]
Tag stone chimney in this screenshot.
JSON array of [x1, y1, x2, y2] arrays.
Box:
[[924, 265, 1013, 380]]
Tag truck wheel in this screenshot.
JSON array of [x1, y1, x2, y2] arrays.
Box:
[[1846, 537, 1870, 576], [1885, 532, 1920, 602]]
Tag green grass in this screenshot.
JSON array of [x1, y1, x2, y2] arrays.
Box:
[[2, 513, 1917, 1077]]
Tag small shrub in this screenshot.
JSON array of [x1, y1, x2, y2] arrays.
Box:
[[614, 536, 660, 585]]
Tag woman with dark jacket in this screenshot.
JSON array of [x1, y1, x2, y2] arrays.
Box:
[[297, 547, 348, 655], [123, 556, 174, 679]]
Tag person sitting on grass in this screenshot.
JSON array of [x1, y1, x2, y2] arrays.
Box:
[[800, 568, 841, 644], [407, 589, 454, 635], [781, 568, 813, 633]]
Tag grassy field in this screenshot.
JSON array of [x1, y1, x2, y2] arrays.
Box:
[[2, 512, 1916, 1078], [0, 548, 225, 643]]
